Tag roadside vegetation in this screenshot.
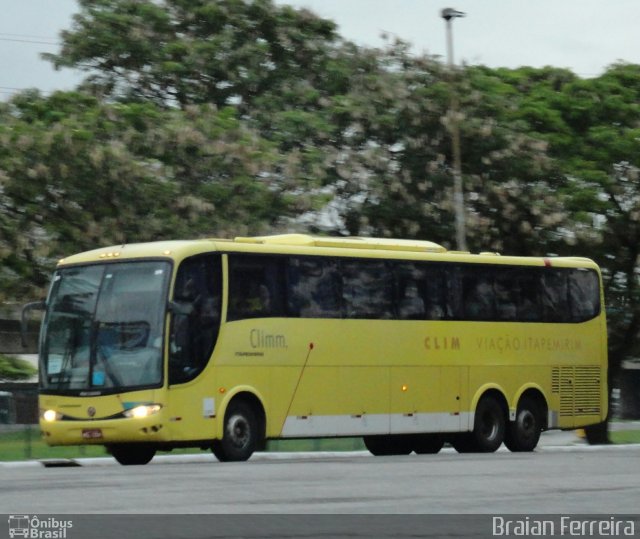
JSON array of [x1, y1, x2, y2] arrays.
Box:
[[0, 431, 366, 461], [0, 355, 36, 381]]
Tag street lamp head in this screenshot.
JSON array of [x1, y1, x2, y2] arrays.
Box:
[[441, 8, 466, 20]]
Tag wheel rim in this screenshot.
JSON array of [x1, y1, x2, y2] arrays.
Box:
[[517, 409, 537, 441], [227, 414, 251, 449]]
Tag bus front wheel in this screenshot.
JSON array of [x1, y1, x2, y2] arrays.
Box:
[[108, 444, 156, 465], [212, 400, 259, 462], [504, 396, 543, 452]]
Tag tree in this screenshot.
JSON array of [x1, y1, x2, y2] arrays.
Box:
[[0, 91, 305, 301], [9, 1, 640, 442], [45, 0, 340, 110], [0, 355, 37, 381], [557, 65, 640, 442], [0, 91, 177, 299], [481, 63, 640, 441], [301, 42, 567, 257]]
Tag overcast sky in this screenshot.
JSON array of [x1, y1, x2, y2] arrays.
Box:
[[1, 0, 639, 100]]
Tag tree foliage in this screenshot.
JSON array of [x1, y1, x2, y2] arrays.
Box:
[[0, 354, 37, 381], [1, 0, 639, 394], [46, 0, 341, 110], [0, 90, 307, 300]]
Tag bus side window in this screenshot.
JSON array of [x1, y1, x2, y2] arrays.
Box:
[[445, 265, 464, 320], [395, 263, 427, 320], [462, 269, 495, 321], [395, 262, 448, 320], [569, 269, 600, 321], [516, 271, 543, 322], [494, 269, 518, 321], [341, 260, 394, 319], [169, 254, 222, 385], [493, 269, 544, 322], [228, 256, 286, 321], [424, 266, 449, 320], [541, 270, 570, 322], [287, 257, 341, 318]]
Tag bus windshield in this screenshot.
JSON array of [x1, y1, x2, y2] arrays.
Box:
[[40, 261, 171, 394]]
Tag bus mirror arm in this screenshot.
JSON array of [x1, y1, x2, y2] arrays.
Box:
[[167, 301, 193, 316], [21, 300, 45, 348]]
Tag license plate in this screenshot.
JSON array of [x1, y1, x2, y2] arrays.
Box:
[[82, 429, 103, 440]]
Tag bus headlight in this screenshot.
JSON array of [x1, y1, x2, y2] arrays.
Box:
[[123, 404, 162, 419], [41, 409, 62, 422]]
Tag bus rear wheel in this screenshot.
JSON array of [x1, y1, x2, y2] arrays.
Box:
[[504, 396, 543, 452], [212, 400, 259, 462], [473, 395, 506, 452], [363, 435, 412, 456], [454, 395, 506, 453], [108, 444, 156, 465]]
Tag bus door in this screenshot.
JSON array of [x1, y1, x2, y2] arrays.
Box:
[[167, 254, 222, 441]]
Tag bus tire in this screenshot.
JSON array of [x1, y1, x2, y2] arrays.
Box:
[[412, 434, 445, 454], [471, 395, 506, 452], [454, 395, 506, 453], [363, 435, 412, 456], [212, 400, 259, 462], [108, 444, 156, 465], [504, 396, 543, 452]]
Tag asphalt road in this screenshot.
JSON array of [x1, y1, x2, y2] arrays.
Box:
[[3, 444, 640, 515]]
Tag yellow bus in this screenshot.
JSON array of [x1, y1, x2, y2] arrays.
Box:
[[31, 234, 607, 464]]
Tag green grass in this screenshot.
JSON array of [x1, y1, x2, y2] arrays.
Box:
[[266, 437, 365, 452], [609, 430, 640, 444], [0, 428, 108, 461]]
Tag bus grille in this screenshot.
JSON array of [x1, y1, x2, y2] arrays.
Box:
[[551, 366, 601, 416]]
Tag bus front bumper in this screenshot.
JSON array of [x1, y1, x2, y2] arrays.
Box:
[[40, 414, 169, 446]]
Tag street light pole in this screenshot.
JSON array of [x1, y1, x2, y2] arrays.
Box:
[[441, 8, 467, 251]]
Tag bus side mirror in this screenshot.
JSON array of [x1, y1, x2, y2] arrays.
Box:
[[21, 300, 45, 348]]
